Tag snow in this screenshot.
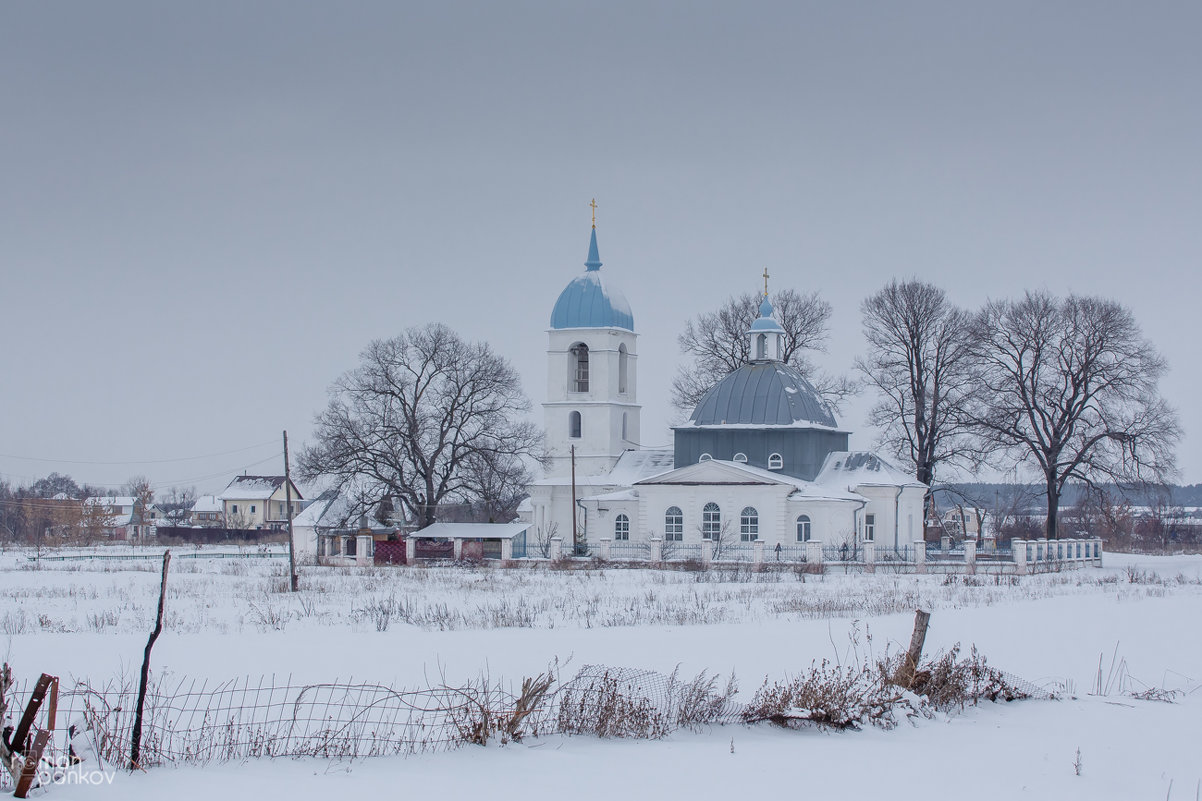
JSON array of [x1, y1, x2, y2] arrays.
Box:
[[531, 448, 675, 487], [217, 476, 288, 501], [2, 549, 1200, 799], [815, 451, 927, 488], [291, 495, 351, 528], [189, 495, 222, 514]]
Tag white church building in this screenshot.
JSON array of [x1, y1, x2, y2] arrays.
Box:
[[520, 223, 926, 558]]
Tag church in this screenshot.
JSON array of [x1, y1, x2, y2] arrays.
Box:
[[519, 220, 926, 559]]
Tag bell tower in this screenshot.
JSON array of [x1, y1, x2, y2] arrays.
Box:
[[543, 216, 640, 477]]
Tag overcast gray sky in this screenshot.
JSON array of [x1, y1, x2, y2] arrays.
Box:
[[3, 1, 1200, 496]]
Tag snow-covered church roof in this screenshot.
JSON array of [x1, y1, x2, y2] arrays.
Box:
[[530, 448, 674, 488], [815, 452, 926, 488]]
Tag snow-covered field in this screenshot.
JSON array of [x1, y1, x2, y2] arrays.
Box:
[[3, 547, 1200, 800]]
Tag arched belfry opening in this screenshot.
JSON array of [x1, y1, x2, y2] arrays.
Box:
[[618, 343, 629, 394], [570, 342, 590, 392]]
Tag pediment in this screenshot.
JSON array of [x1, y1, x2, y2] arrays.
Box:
[[634, 459, 793, 487]]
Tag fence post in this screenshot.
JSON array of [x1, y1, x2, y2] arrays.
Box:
[[405, 537, 416, 564], [752, 539, 764, 565], [599, 538, 612, 561], [806, 539, 823, 567], [963, 539, 976, 575], [501, 537, 513, 561], [452, 538, 463, 561], [1012, 539, 1027, 575], [549, 536, 563, 561], [862, 540, 875, 573], [1095, 537, 1104, 566], [913, 540, 926, 574], [356, 535, 373, 567], [701, 539, 712, 567], [941, 534, 952, 553], [650, 538, 663, 563]]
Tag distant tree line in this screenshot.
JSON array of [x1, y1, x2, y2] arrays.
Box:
[[0, 473, 196, 547]]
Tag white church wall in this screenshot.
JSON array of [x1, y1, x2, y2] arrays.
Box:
[[785, 498, 858, 548], [854, 484, 927, 550], [635, 483, 794, 545]]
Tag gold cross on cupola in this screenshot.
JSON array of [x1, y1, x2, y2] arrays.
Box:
[[763, 267, 770, 297], [590, 198, 598, 229]]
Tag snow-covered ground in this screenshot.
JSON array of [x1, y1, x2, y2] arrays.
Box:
[[2, 548, 1200, 799]]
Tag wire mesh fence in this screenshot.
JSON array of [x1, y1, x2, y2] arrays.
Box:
[[3, 654, 1056, 772]]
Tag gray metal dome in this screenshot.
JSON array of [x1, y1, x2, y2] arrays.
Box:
[[687, 362, 838, 428]]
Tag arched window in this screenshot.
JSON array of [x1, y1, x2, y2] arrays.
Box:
[[767, 453, 783, 470], [568, 411, 582, 438], [614, 514, 630, 541], [664, 506, 683, 541], [756, 333, 767, 360], [570, 342, 589, 392], [618, 343, 628, 394], [796, 514, 812, 542], [733, 452, 748, 463], [702, 502, 721, 540], [740, 506, 758, 541], [699, 453, 713, 462]]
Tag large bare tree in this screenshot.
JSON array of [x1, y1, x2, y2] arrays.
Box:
[[856, 280, 975, 519], [298, 323, 542, 529], [966, 291, 1179, 538], [672, 288, 853, 412]]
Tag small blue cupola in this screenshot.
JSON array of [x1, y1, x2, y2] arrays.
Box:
[[748, 294, 786, 361]]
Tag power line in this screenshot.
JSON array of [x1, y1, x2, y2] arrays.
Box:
[[147, 454, 284, 491], [0, 439, 280, 466], [0, 452, 285, 494]]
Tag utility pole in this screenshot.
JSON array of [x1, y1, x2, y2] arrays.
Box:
[[283, 430, 298, 592], [570, 445, 577, 557]]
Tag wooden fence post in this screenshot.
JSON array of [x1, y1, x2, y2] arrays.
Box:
[[130, 551, 170, 770], [892, 609, 931, 689]]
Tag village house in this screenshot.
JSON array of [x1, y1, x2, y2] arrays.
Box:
[[217, 475, 304, 530]]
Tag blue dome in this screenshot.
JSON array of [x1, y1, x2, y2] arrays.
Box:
[[687, 362, 838, 428], [549, 229, 635, 331]]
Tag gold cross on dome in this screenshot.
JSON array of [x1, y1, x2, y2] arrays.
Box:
[[589, 198, 598, 228], [763, 267, 770, 296]]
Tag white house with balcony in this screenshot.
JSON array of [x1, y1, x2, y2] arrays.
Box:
[[217, 475, 304, 530]]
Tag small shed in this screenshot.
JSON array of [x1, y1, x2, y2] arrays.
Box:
[[409, 522, 531, 561]]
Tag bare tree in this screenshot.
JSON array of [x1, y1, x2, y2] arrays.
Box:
[[700, 519, 735, 560], [299, 323, 542, 529], [159, 485, 198, 525], [124, 475, 155, 511], [532, 520, 558, 558], [966, 292, 1180, 538], [857, 280, 974, 521], [1137, 484, 1184, 551], [459, 449, 533, 523], [672, 289, 854, 412]]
